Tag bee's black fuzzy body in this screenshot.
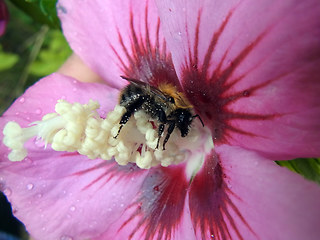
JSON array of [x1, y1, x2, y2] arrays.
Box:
[[115, 79, 203, 150]]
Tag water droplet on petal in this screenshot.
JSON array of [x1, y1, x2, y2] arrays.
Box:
[[15, 112, 20, 116], [3, 188, 12, 196], [24, 157, 33, 164], [89, 221, 98, 228], [242, 90, 250, 97], [37, 193, 43, 198], [35, 108, 42, 115], [27, 183, 34, 190], [19, 97, 25, 103], [69, 206, 76, 212]]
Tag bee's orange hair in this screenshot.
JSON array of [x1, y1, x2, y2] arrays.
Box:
[[158, 83, 193, 109]]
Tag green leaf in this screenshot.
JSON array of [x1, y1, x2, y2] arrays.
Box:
[[29, 30, 72, 76], [277, 158, 320, 184], [39, 0, 60, 27], [0, 46, 19, 71], [8, 0, 60, 29]]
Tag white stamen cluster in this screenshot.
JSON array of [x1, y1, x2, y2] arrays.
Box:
[[2, 99, 202, 169]]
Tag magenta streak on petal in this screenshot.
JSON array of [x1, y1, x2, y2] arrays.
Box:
[[182, 9, 280, 143], [109, 3, 181, 90], [71, 158, 142, 191], [189, 151, 254, 240], [119, 165, 188, 240]]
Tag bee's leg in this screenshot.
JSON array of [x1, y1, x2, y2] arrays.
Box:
[[156, 123, 165, 149], [114, 96, 146, 138], [114, 112, 130, 138], [162, 121, 175, 150], [155, 109, 168, 149], [192, 114, 204, 127]]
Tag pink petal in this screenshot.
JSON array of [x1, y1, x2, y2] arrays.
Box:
[[188, 145, 320, 239], [0, 74, 194, 239], [0, 74, 147, 239], [0, 152, 148, 240], [1, 73, 119, 124], [156, 0, 320, 159], [58, 0, 179, 89], [96, 164, 196, 240]]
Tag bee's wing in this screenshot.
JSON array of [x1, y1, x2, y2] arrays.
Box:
[[120, 76, 167, 100]]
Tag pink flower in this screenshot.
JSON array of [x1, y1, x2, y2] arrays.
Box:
[[0, 0, 9, 36], [1, 0, 320, 239]]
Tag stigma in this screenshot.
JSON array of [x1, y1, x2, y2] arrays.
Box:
[[2, 99, 209, 169]]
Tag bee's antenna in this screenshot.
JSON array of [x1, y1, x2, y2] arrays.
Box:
[[192, 114, 204, 127]]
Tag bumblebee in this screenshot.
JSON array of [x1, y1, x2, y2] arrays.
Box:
[[115, 76, 204, 150]]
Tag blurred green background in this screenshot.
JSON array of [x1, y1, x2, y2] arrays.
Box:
[[0, 0, 319, 239]]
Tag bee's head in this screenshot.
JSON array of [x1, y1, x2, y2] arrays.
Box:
[[172, 109, 192, 137]]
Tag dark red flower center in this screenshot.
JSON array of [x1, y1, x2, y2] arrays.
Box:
[[103, 3, 259, 240], [181, 9, 278, 144]]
